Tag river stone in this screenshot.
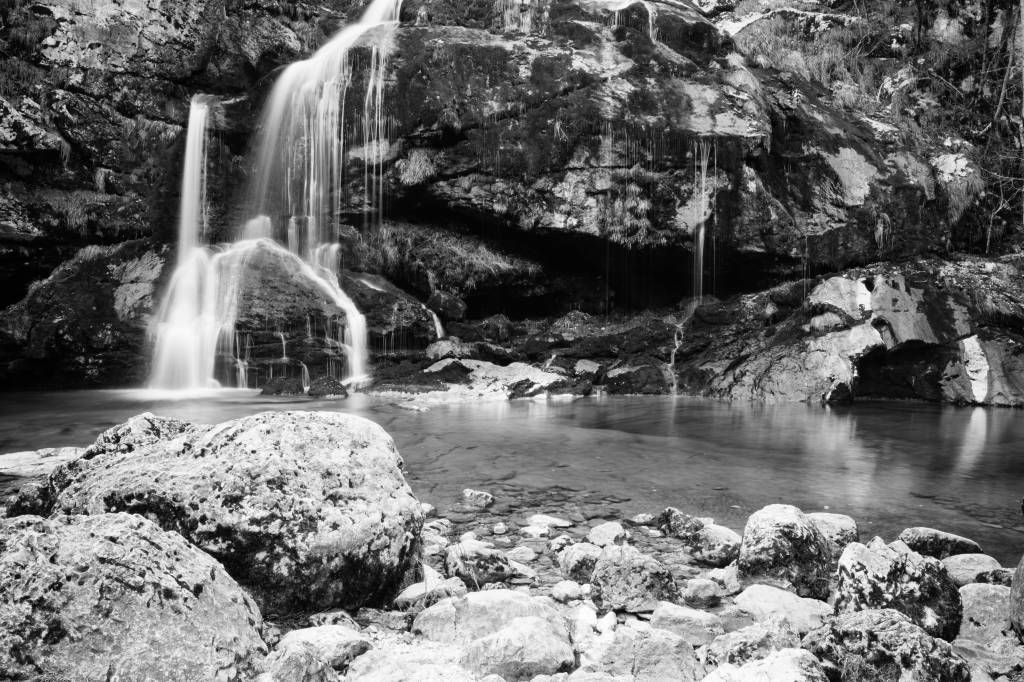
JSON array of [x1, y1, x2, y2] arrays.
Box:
[[344, 639, 474, 681], [588, 521, 628, 547], [734, 584, 831, 635], [958, 583, 1013, 644], [551, 580, 584, 602], [705, 618, 801, 666], [45, 411, 424, 612], [591, 544, 680, 613], [0, 513, 266, 681], [460, 615, 574, 680], [412, 589, 566, 645], [703, 648, 828, 681], [802, 609, 971, 681], [259, 640, 340, 681], [737, 504, 832, 599], [898, 527, 983, 559], [592, 624, 703, 681], [445, 538, 515, 587], [649, 601, 725, 646], [394, 575, 468, 610], [835, 540, 962, 640], [275, 624, 370, 669], [559, 542, 603, 582], [942, 553, 1003, 587], [658, 508, 741, 567], [681, 577, 721, 607], [806, 512, 859, 560]]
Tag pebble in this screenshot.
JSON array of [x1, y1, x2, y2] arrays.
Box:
[[462, 488, 494, 509], [492, 522, 508, 535]]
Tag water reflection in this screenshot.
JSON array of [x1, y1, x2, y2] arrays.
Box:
[[0, 392, 1021, 563]]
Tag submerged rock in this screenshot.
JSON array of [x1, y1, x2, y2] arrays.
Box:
[[0, 513, 266, 680], [803, 609, 971, 681], [37, 411, 423, 612], [834, 540, 962, 640], [737, 504, 832, 599]]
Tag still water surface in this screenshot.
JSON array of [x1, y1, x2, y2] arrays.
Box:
[[1, 391, 1022, 564]]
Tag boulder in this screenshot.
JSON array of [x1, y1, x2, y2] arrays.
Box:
[[835, 540, 962, 640], [898, 527, 983, 559], [702, 648, 828, 681], [261, 376, 306, 395], [705, 619, 801, 666], [559, 542, 603, 582], [941, 553, 1003, 587], [649, 601, 725, 646], [737, 505, 832, 599], [412, 589, 566, 645], [1012, 552, 1024, 640], [0, 513, 266, 680], [591, 544, 680, 613], [41, 411, 423, 612], [308, 376, 349, 398], [589, 625, 703, 681], [733, 585, 831, 635], [681, 577, 722, 607], [394, 575, 468, 611], [659, 508, 741, 567], [260, 640, 340, 682], [344, 639, 474, 681], [551, 580, 584, 603], [957, 583, 1014, 645], [803, 609, 971, 681], [806, 512, 859, 560], [274, 625, 370, 670], [444, 538, 515, 587], [460, 616, 574, 680]]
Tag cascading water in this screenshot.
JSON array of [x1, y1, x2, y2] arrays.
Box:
[[149, 0, 404, 390]]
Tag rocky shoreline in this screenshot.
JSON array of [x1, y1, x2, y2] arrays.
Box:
[[1, 410, 1021, 681]]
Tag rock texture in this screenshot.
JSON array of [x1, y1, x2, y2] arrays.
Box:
[[0, 513, 266, 680], [20, 411, 423, 612], [736, 504, 831, 599], [590, 543, 680, 612]]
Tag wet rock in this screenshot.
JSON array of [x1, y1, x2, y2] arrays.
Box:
[[0, 513, 266, 680], [308, 376, 349, 398], [703, 648, 828, 681], [260, 640, 339, 682], [558, 542, 603, 582], [806, 512, 859, 560], [650, 601, 725, 646], [529, 513, 573, 529], [604, 364, 669, 395], [586, 624, 703, 681], [659, 508, 741, 567], [426, 291, 466, 323], [444, 538, 515, 587], [261, 376, 306, 395], [704, 619, 801, 666], [588, 521, 628, 547], [734, 585, 831, 635], [275, 625, 370, 670], [591, 544, 680, 613], [803, 609, 971, 681], [899, 527, 983, 559], [505, 545, 537, 563], [412, 589, 566, 645], [835, 540, 962, 640], [461, 488, 493, 508], [941, 553, 1003, 587], [737, 504, 832, 599], [43, 411, 423, 612], [460, 615, 574, 680]]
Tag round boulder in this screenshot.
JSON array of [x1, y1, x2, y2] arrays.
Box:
[[591, 544, 680, 613], [46, 411, 424, 612], [737, 504, 832, 599], [0, 513, 266, 680], [898, 527, 982, 560]]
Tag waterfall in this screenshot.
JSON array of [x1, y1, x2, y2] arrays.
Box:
[[300, 362, 311, 392], [692, 139, 713, 303], [277, 331, 288, 361], [149, 0, 401, 390], [426, 306, 445, 339]]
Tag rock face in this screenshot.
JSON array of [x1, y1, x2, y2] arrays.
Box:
[[0, 241, 167, 387], [0, 513, 266, 680], [803, 609, 971, 682], [26, 411, 423, 612], [834, 540, 962, 641], [736, 504, 832, 599]]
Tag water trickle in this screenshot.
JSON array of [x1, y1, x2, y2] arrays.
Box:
[[692, 139, 713, 303], [300, 362, 311, 392], [277, 331, 288, 361], [426, 307, 445, 339]]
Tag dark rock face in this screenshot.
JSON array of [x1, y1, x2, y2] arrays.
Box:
[[736, 504, 832, 600], [835, 540, 963, 641], [0, 513, 267, 680], [261, 376, 306, 395], [308, 375, 350, 398], [803, 609, 971, 682], [21, 411, 424, 613], [0, 240, 168, 387]]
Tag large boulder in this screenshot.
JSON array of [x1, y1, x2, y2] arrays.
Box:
[[802, 609, 971, 681], [942, 553, 1003, 587], [834, 540, 962, 641], [0, 513, 266, 680], [459, 615, 574, 680], [734, 584, 832, 635], [35, 411, 424, 612], [589, 624, 704, 682], [705, 619, 801, 667], [590, 544, 680, 612], [658, 508, 741, 567], [737, 504, 832, 599], [898, 527, 983, 560]]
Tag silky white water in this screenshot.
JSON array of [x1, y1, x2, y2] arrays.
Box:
[[149, 0, 406, 390]]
